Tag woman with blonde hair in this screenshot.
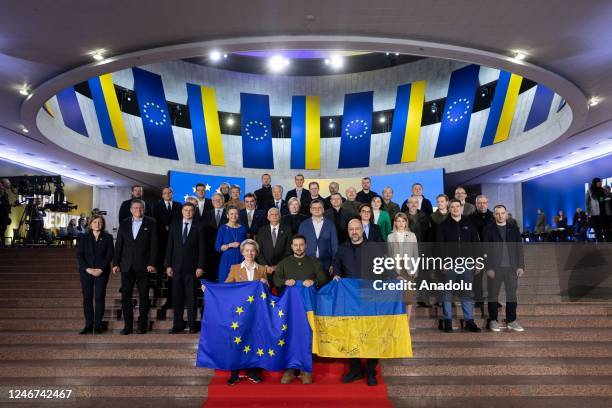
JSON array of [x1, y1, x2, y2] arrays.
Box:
[[386, 212, 418, 321]]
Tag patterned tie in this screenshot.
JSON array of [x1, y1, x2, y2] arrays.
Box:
[[248, 211, 253, 228], [272, 227, 277, 247], [182, 222, 189, 244]]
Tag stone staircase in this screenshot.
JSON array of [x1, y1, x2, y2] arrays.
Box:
[[0, 246, 611, 407]]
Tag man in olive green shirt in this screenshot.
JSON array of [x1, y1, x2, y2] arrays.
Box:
[[273, 234, 328, 290]]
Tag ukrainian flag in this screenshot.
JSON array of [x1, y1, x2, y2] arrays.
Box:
[[43, 100, 54, 117], [387, 81, 426, 164], [186, 83, 225, 166], [290, 95, 320, 169], [88, 74, 131, 150], [481, 70, 523, 147], [301, 279, 412, 359]]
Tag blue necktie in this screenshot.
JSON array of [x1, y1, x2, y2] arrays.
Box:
[[182, 222, 189, 244]]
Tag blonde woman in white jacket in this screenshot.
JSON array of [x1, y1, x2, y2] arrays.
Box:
[[387, 212, 419, 322]]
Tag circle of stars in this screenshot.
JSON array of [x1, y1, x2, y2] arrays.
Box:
[[245, 120, 269, 141], [445, 98, 470, 123], [344, 119, 369, 140], [142, 101, 167, 126]]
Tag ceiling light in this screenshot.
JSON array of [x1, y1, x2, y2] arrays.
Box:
[[328, 122, 335, 129], [513, 51, 527, 60], [588, 97, 600, 107], [22, 127, 28, 133], [91, 51, 105, 61], [394, 52, 399, 56], [379, 115, 386, 123], [329, 55, 344, 70], [324, 58, 330, 65], [19, 86, 29, 96], [268, 55, 290, 73], [209, 50, 222, 62], [430, 103, 438, 113], [223, 53, 228, 59], [226, 116, 235, 126]]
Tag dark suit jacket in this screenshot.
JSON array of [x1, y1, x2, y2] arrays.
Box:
[[194, 199, 214, 220], [324, 207, 353, 243], [164, 219, 206, 274], [239, 208, 268, 236], [401, 196, 433, 216], [201, 208, 227, 273], [254, 186, 274, 211], [270, 200, 289, 216], [118, 199, 151, 224], [112, 216, 158, 273], [332, 240, 391, 280], [76, 232, 114, 274], [299, 195, 329, 215], [285, 188, 306, 203], [255, 224, 292, 267], [151, 200, 182, 262], [298, 217, 339, 272], [362, 222, 383, 242], [481, 223, 525, 270]]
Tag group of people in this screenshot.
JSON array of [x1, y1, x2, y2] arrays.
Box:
[[75, 173, 526, 386]]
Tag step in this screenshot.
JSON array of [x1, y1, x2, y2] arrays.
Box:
[[389, 396, 612, 408]]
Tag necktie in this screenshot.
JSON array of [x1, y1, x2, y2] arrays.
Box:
[[248, 211, 253, 227], [272, 227, 277, 247], [182, 222, 189, 244], [215, 209, 221, 226], [276, 201, 280, 209], [167, 202, 171, 212]]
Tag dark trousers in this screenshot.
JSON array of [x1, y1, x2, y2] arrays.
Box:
[[230, 368, 261, 378], [121, 268, 150, 330], [79, 270, 110, 328], [487, 267, 518, 322], [172, 270, 196, 329], [155, 265, 173, 305], [473, 270, 485, 303], [348, 358, 378, 376]]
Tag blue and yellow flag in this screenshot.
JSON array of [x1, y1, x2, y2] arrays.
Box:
[[186, 83, 225, 166], [43, 100, 54, 117], [481, 70, 523, 147], [88, 74, 131, 151], [387, 81, 426, 164], [240, 93, 274, 169], [434, 64, 480, 157], [290, 95, 320, 169], [523, 84, 554, 132], [196, 281, 312, 372], [56, 86, 88, 137], [338, 91, 374, 168], [132, 68, 179, 160], [300, 279, 412, 359]]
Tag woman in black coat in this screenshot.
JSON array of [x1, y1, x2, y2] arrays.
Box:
[[281, 197, 308, 235], [76, 215, 114, 334]]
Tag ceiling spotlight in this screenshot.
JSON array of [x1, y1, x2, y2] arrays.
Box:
[[395, 52, 399, 56], [513, 51, 527, 60], [209, 50, 222, 62], [22, 127, 29, 133], [126, 96, 131, 101], [19, 86, 29, 96], [379, 115, 386, 123], [328, 122, 335, 129], [226, 116, 235, 127], [279, 118, 283, 123], [223, 53, 228, 59], [281, 124, 285, 129], [385, 52, 390, 56], [324, 58, 330, 65], [329, 55, 344, 70], [91, 51, 105, 61], [268, 55, 290, 73], [430, 102, 438, 114], [588, 97, 600, 107]]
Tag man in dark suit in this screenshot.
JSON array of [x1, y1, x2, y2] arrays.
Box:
[[165, 202, 206, 333], [356, 177, 379, 204], [470, 194, 494, 308], [151, 187, 182, 308], [201, 193, 226, 281], [256, 207, 292, 284], [118, 185, 150, 223], [194, 183, 213, 220], [112, 199, 158, 335], [285, 174, 305, 204], [323, 181, 346, 208], [400, 183, 433, 216], [298, 199, 339, 274], [254, 173, 274, 211], [324, 193, 353, 244], [240, 193, 267, 238], [299, 181, 327, 215], [271, 185, 289, 216]]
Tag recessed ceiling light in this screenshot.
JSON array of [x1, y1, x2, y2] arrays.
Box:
[[268, 55, 290, 73], [223, 53, 228, 59], [324, 58, 330, 65], [394, 52, 399, 56], [19, 86, 29, 96], [226, 116, 235, 126], [328, 122, 335, 129], [209, 50, 222, 62], [379, 115, 386, 123], [22, 127, 29, 133], [513, 51, 527, 60], [329, 55, 344, 70], [91, 51, 105, 61], [588, 97, 600, 107]]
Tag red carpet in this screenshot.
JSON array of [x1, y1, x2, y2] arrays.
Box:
[[203, 358, 393, 407]]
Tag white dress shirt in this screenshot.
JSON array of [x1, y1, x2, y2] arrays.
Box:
[[312, 217, 324, 258], [241, 261, 259, 281], [132, 218, 143, 239]]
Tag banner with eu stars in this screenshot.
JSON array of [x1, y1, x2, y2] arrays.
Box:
[[338, 91, 374, 168], [196, 281, 312, 372], [240, 93, 274, 169]]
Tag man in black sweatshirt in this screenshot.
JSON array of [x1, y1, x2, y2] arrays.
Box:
[[436, 199, 481, 333], [470, 195, 494, 309]]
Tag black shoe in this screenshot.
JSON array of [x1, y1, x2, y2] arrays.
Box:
[[120, 328, 133, 335], [417, 301, 432, 308], [136, 327, 147, 334], [247, 373, 262, 383], [443, 319, 453, 333], [79, 326, 93, 335], [464, 320, 481, 332], [342, 371, 363, 383], [188, 327, 200, 334], [169, 326, 185, 334], [93, 326, 104, 334], [367, 375, 378, 386], [227, 373, 240, 385]]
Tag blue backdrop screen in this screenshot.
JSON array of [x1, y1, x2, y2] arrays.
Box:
[[168, 171, 246, 202]]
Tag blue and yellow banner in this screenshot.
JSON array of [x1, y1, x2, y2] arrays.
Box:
[[434, 64, 480, 157], [300, 279, 412, 359], [240, 93, 274, 169], [186, 83, 225, 166], [56, 86, 88, 137], [290, 95, 321, 169], [196, 281, 312, 372], [88, 74, 131, 151], [43, 100, 54, 117], [338, 91, 374, 168], [387, 81, 426, 164], [481, 70, 523, 147], [132, 67, 179, 160], [523, 84, 554, 131]]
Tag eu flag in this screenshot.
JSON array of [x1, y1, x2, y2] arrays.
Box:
[[434, 64, 480, 157], [240, 93, 274, 169], [523, 84, 554, 132], [132, 68, 179, 160], [338, 91, 373, 168], [196, 281, 312, 372], [56, 86, 88, 137]]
